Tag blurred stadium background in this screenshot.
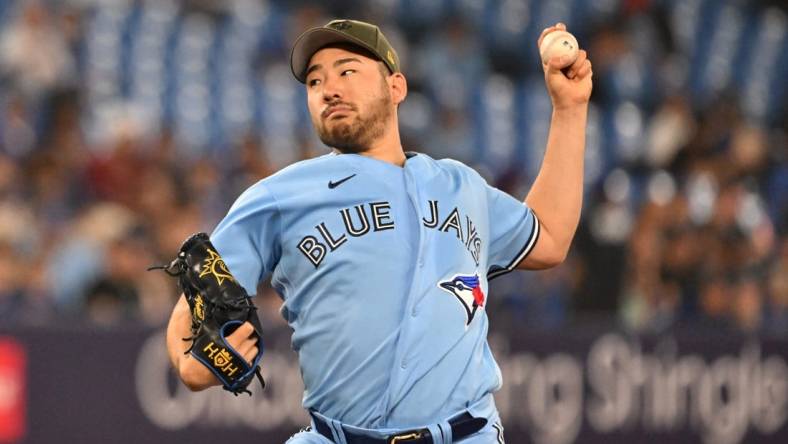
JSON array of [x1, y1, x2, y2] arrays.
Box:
[[0, 0, 786, 443]]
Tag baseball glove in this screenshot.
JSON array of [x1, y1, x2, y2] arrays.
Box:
[[151, 233, 265, 395]]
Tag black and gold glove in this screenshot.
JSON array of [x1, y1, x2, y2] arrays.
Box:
[[152, 233, 265, 395]]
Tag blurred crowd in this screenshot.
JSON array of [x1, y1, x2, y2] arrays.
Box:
[[0, 0, 786, 336]]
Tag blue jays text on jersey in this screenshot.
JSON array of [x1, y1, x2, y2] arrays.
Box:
[[297, 198, 484, 268], [210, 152, 539, 429]]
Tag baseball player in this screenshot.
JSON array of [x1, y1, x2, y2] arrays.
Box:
[[165, 19, 592, 443]]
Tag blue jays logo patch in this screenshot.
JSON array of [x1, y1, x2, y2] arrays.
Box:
[[438, 274, 485, 326]]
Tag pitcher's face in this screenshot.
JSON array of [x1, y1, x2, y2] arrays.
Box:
[[305, 46, 393, 153]]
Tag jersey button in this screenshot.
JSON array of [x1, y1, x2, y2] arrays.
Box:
[[400, 360, 407, 369], [418, 259, 424, 267], [411, 308, 418, 317]]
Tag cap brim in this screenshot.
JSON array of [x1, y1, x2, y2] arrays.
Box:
[[290, 28, 380, 83]]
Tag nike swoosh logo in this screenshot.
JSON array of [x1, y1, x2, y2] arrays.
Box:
[[328, 174, 356, 189]]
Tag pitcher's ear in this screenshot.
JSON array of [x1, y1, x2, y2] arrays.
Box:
[[388, 72, 408, 105]]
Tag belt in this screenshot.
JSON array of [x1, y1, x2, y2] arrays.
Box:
[[310, 412, 487, 444]]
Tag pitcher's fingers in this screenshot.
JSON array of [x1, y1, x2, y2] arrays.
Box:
[[226, 322, 255, 349], [576, 60, 592, 79], [231, 322, 255, 339], [236, 336, 256, 355], [537, 25, 559, 49], [567, 50, 587, 78], [244, 346, 259, 365]]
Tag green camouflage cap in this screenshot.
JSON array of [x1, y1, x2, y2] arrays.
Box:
[[290, 19, 400, 83]]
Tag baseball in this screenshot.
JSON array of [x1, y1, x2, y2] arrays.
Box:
[[540, 30, 579, 67]]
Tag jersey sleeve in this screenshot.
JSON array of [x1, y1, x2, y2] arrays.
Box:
[[485, 183, 540, 280], [210, 181, 281, 296]]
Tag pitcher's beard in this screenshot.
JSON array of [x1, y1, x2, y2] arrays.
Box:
[[316, 94, 391, 154]]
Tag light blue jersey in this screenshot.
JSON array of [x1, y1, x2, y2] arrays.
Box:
[[211, 151, 539, 433]]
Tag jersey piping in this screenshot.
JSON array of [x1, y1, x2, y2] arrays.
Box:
[[487, 211, 540, 280]]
